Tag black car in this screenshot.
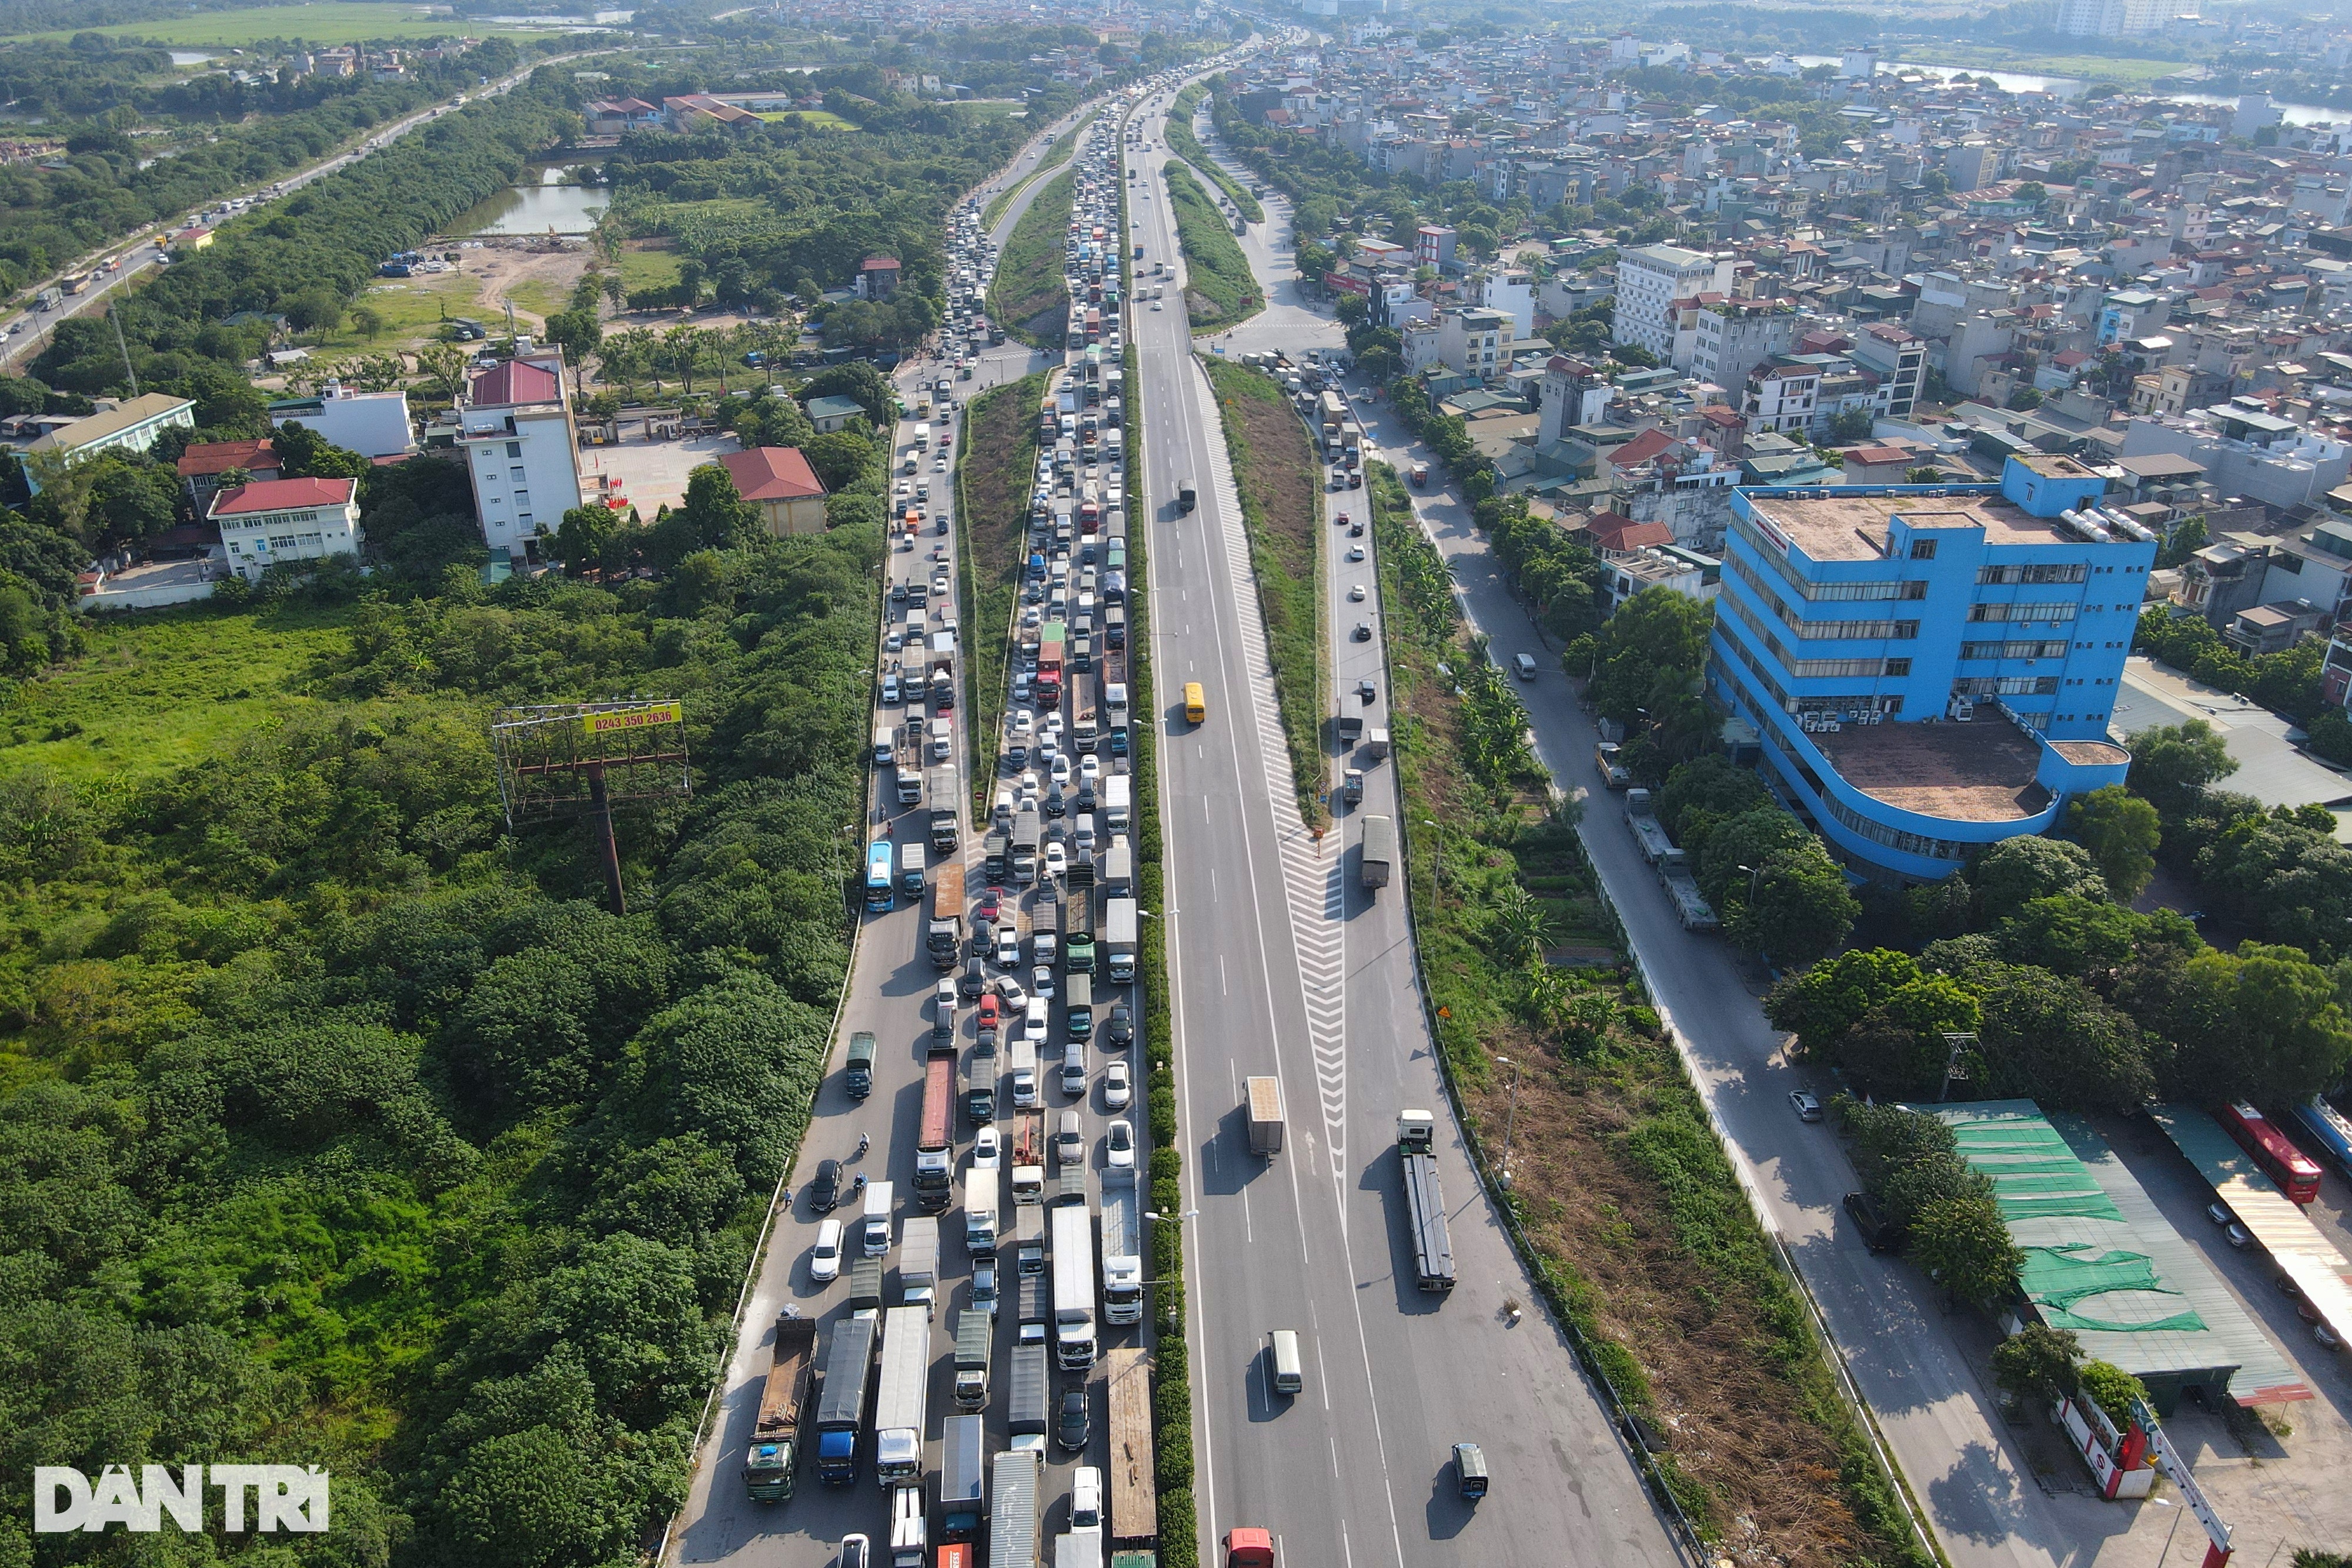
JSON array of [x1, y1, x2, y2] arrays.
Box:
[[1358, 679, 1378, 704], [1352, 621, 1372, 641], [1105, 1002, 1134, 1047], [961, 958, 986, 1000], [1057, 1388, 1091, 1452], [1349, 520, 1365, 537], [809, 1158, 843, 1214]]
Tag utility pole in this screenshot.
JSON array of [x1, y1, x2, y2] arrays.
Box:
[[109, 309, 139, 396], [1939, 1032, 1979, 1102], [1495, 1055, 1521, 1189]]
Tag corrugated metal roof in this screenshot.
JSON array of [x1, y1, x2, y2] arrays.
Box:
[[2151, 1104, 2352, 1351], [1933, 1101, 2308, 1406]]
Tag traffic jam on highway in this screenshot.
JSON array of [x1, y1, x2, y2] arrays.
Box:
[[747, 115, 1155, 1568]]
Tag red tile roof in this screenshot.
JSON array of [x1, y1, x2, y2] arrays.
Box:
[[469, 359, 560, 407], [1850, 445, 1912, 466], [208, 477, 356, 516], [1589, 512, 1675, 551], [1606, 428, 1676, 469], [720, 446, 827, 503], [177, 437, 279, 477]]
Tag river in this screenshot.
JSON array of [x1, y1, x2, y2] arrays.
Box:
[[1789, 55, 2346, 122]]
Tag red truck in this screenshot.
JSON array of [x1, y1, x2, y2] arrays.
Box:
[[1035, 640, 1065, 706]]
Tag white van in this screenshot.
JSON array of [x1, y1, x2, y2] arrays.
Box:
[[1071, 1467, 1103, 1532], [1514, 653, 1539, 681], [1267, 1329, 1304, 1395]]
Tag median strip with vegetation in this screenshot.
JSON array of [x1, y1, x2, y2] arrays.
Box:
[[981, 109, 1088, 232], [1365, 463, 1935, 1568], [1162, 160, 1261, 333], [954, 368, 1048, 791], [987, 165, 1078, 346], [1205, 357, 1325, 825], [1164, 85, 1264, 223]]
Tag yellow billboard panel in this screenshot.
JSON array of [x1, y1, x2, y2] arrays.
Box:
[[580, 702, 683, 738]]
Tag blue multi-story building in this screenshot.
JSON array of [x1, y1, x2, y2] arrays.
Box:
[[1711, 454, 2153, 882]]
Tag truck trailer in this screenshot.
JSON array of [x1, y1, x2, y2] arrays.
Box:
[[872, 1305, 930, 1489], [940, 1413, 988, 1541], [1051, 1198, 1098, 1370], [914, 1056, 956, 1211], [1247, 1076, 1285, 1156], [1100, 1166, 1143, 1325], [929, 765, 961, 852], [928, 862, 967, 970], [991, 1447, 1041, 1568]]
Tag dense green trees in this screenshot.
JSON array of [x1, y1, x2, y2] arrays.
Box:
[[0, 469, 881, 1563]]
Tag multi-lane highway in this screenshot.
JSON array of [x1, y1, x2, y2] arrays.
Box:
[[1125, 73, 1687, 1568]]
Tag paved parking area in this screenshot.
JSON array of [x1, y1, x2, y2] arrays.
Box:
[[577, 432, 741, 519]]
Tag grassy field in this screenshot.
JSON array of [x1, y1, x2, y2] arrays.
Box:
[[751, 109, 858, 129], [987, 166, 1075, 347], [351, 269, 484, 346], [1205, 359, 1323, 824], [616, 244, 683, 295], [0, 602, 355, 783], [1162, 161, 1259, 334], [1164, 88, 1264, 225], [14, 1, 540, 45]]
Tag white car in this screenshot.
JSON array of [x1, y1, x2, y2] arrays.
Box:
[[886, 630, 904, 652], [1105, 1119, 1136, 1171], [995, 927, 1023, 969], [1349, 583, 1367, 601], [1049, 754, 1073, 785], [809, 1218, 844, 1283], [1044, 841, 1068, 880], [973, 1126, 1003, 1169], [1347, 544, 1366, 561], [1011, 709, 1035, 739], [1152, 300, 1164, 311], [1102, 1059, 1132, 1110], [1078, 754, 1101, 783]]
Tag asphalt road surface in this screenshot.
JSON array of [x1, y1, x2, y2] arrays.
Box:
[[1126, 76, 1686, 1568]]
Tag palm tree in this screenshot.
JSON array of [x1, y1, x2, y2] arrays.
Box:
[[1490, 882, 1553, 966]]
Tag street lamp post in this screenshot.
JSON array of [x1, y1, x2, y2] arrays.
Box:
[[1421, 817, 1441, 905], [1494, 1055, 1521, 1190]]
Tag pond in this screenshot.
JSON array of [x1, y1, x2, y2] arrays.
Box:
[[447, 167, 609, 236]]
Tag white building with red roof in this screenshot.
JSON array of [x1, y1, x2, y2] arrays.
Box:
[[206, 476, 360, 582], [455, 343, 581, 563]]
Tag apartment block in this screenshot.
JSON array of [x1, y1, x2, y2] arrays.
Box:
[[208, 477, 362, 583], [1612, 243, 1733, 362], [456, 347, 583, 563], [1692, 300, 1802, 394]]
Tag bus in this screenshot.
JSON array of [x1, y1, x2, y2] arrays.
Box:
[[1183, 682, 1206, 725], [2216, 1101, 2321, 1205], [2288, 1095, 2352, 1181], [864, 839, 897, 912]]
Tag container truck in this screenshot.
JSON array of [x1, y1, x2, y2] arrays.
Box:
[[896, 763, 923, 806], [861, 1180, 894, 1257], [928, 765, 961, 852], [953, 1307, 993, 1410], [850, 1255, 884, 1320], [1013, 1203, 1046, 1282], [965, 1037, 997, 1124], [1104, 775, 1131, 834], [1101, 842, 1133, 897], [1104, 897, 1138, 984], [1359, 813, 1394, 891], [991, 1447, 1041, 1568], [898, 840, 927, 896], [1051, 1199, 1098, 1370], [846, 1031, 877, 1098], [872, 1305, 930, 1488], [1065, 973, 1095, 1043], [873, 724, 897, 768], [1012, 1108, 1046, 1204], [915, 1056, 956, 1211], [1100, 1166, 1143, 1325], [1247, 1076, 1285, 1156], [965, 1156, 1003, 1251], [742, 1311, 818, 1502], [814, 1315, 877, 1485], [928, 862, 967, 969], [1625, 788, 1675, 864], [1008, 1338, 1050, 1451], [1397, 1113, 1456, 1293], [1064, 900, 1096, 975], [898, 1215, 940, 1317], [940, 1414, 988, 1541], [1011, 808, 1042, 884]]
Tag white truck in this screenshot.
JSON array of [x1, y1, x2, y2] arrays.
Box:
[[898, 1216, 939, 1319], [965, 1165, 1001, 1254], [872, 1305, 930, 1489], [1051, 1200, 1098, 1370], [1104, 897, 1138, 985], [991, 1442, 1041, 1568], [1103, 774, 1131, 834], [1100, 1166, 1144, 1326]]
